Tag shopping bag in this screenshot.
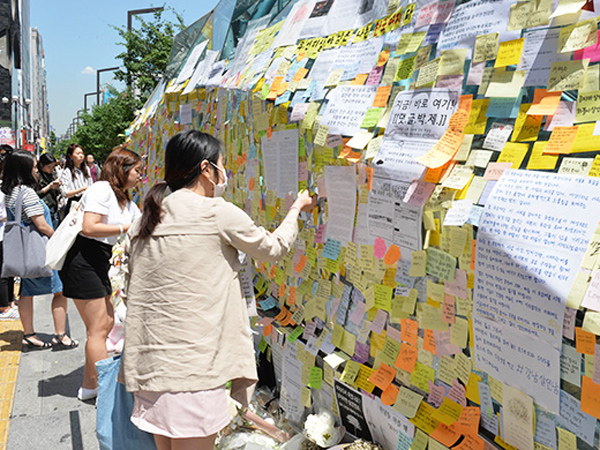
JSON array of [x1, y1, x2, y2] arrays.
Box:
[[1, 187, 52, 278], [45, 200, 83, 270], [96, 355, 156, 450]]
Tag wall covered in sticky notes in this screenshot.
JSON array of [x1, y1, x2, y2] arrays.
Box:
[[126, 0, 600, 449]]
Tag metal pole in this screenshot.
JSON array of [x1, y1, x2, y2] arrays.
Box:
[[127, 7, 164, 89], [96, 67, 119, 106], [84, 91, 98, 111]]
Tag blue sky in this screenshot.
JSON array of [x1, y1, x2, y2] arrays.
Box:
[[31, 1, 219, 136]]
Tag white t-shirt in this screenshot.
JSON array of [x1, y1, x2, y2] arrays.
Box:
[[82, 181, 141, 246], [61, 166, 93, 197]]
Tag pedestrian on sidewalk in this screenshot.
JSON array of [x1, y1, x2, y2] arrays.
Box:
[[122, 130, 317, 450], [36, 153, 62, 229], [0, 145, 17, 319], [86, 154, 101, 182], [60, 143, 92, 217], [60, 148, 142, 402], [2, 150, 79, 350]]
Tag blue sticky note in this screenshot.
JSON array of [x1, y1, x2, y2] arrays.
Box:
[[396, 429, 412, 450], [486, 90, 523, 118], [424, 23, 445, 46], [478, 382, 498, 435], [556, 390, 596, 446], [535, 415, 558, 450], [275, 90, 292, 106], [322, 238, 342, 260], [466, 205, 484, 227], [336, 285, 353, 326], [259, 296, 278, 311], [305, 80, 317, 99]]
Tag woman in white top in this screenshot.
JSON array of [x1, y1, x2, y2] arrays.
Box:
[[59, 147, 142, 401], [60, 143, 92, 213]]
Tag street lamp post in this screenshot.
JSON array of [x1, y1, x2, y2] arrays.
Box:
[[127, 7, 164, 90], [96, 67, 119, 106], [84, 91, 99, 111]]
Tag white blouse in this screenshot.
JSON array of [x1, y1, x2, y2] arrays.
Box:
[[60, 166, 93, 197], [82, 181, 141, 246]]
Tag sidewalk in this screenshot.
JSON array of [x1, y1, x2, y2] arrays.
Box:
[[7, 294, 99, 450]]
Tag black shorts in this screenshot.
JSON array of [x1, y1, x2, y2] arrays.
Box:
[[59, 235, 113, 300]]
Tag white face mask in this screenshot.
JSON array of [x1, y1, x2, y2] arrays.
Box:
[[209, 162, 228, 197]]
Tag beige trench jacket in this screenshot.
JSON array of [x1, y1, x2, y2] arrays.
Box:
[[121, 189, 298, 407]]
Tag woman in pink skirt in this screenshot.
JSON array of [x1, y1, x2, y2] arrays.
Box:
[[123, 130, 316, 450]]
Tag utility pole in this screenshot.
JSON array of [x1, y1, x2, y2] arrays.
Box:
[[96, 67, 119, 106], [127, 7, 164, 90]]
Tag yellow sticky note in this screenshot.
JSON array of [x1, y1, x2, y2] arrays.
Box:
[[557, 427, 577, 450], [526, 141, 558, 170], [575, 90, 600, 123], [558, 18, 597, 53], [571, 123, 600, 151], [507, 1, 532, 31], [581, 64, 600, 93], [464, 99, 490, 135], [485, 69, 526, 98], [494, 38, 525, 67], [393, 386, 424, 418], [301, 385, 312, 407], [433, 397, 464, 425], [410, 250, 427, 276], [340, 360, 361, 384], [473, 33, 499, 62], [355, 364, 376, 393], [416, 58, 440, 87], [511, 103, 542, 142], [548, 59, 589, 92], [450, 317, 469, 348], [439, 48, 468, 76], [324, 68, 344, 87], [409, 401, 440, 434], [588, 155, 600, 177], [411, 361, 436, 392]]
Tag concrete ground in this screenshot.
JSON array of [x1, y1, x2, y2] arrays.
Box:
[[7, 294, 99, 450]]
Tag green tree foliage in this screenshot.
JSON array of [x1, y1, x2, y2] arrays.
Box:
[[113, 7, 185, 101], [70, 88, 137, 161]]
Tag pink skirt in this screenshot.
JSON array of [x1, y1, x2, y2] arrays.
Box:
[[130, 386, 231, 438]]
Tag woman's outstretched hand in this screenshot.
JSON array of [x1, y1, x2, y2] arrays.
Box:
[[293, 189, 318, 213]]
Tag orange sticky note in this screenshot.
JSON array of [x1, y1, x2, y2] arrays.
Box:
[[417, 129, 464, 169], [373, 85, 393, 107], [264, 323, 273, 337], [351, 73, 369, 85], [544, 126, 579, 155], [292, 67, 309, 82], [295, 254, 308, 273], [576, 327, 596, 354], [423, 329, 437, 354], [384, 245, 401, 265], [527, 89, 562, 115], [267, 127, 273, 139], [395, 343, 418, 372], [423, 162, 451, 183], [581, 376, 600, 420], [366, 166, 374, 190], [339, 146, 363, 163], [377, 48, 391, 67], [274, 308, 288, 323], [381, 383, 399, 406], [248, 177, 255, 191], [288, 287, 297, 306], [453, 407, 481, 436], [453, 434, 485, 450], [367, 362, 397, 390], [430, 423, 461, 448], [401, 318, 419, 346], [278, 284, 286, 298]]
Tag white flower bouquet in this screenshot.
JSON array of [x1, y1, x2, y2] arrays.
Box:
[[304, 411, 344, 448]]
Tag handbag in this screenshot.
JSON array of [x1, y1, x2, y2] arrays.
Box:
[[45, 199, 83, 270], [1, 187, 52, 278], [96, 355, 156, 450]]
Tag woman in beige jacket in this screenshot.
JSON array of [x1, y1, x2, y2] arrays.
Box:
[[123, 130, 316, 450]]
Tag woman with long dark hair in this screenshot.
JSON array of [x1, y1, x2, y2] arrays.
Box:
[[60, 143, 92, 214], [123, 130, 316, 450], [2, 151, 78, 349], [0, 145, 16, 318], [60, 147, 142, 401], [37, 153, 62, 228]]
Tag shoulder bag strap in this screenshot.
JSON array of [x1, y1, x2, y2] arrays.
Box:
[[13, 186, 25, 224]]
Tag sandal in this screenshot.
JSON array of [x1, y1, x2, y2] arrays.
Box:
[[22, 333, 52, 351], [51, 333, 79, 351]]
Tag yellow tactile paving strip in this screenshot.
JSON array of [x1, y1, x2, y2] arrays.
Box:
[[0, 319, 22, 450]]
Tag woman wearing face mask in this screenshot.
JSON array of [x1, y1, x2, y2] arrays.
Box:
[[60, 148, 142, 401], [122, 130, 317, 450]]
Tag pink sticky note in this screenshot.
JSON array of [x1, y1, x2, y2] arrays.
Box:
[[327, 134, 343, 148], [445, 269, 468, 299], [404, 180, 436, 206], [370, 309, 388, 335], [315, 224, 327, 243], [466, 61, 485, 86], [366, 66, 384, 85], [298, 161, 308, 181], [448, 379, 467, 407], [436, 74, 464, 89], [354, 342, 370, 363], [442, 296, 456, 324], [290, 103, 310, 122], [428, 381, 445, 407], [434, 330, 461, 357], [303, 321, 317, 340], [483, 162, 513, 181], [594, 344, 600, 385], [374, 237, 387, 259], [574, 30, 600, 63], [386, 326, 402, 343], [257, 317, 275, 327], [285, 193, 294, 211], [349, 301, 366, 325], [317, 176, 327, 198]]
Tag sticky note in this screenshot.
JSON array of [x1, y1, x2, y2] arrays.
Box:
[[308, 366, 323, 389], [576, 327, 596, 354], [367, 362, 397, 390], [548, 59, 589, 92], [393, 385, 424, 418], [410, 250, 427, 276], [340, 360, 360, 384], [494, 38, 525, 67], [433, 397, 464, 425], [526, 141, 558, 170], [401, 318, 419, 346], [575, 90, 600, 123], [527, 89, 562, 116], [544, 126, 579, 154], [395, 343, 418, 372], [473, 33, 499, 63], [498, 142, 529, 168]]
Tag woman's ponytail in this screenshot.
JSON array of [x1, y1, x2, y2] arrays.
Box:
[[136, 181, 168, 239]]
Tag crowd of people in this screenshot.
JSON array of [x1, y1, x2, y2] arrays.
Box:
[[0, 132, 317, 450]]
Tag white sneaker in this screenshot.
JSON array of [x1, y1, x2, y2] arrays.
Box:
[[77, 387, 98, 401]]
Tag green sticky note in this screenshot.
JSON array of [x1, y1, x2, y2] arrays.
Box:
[[360, 108, 384, 128], [426, 247, 457, 282], [340, 360, 361, 384], [287, 326, 304, 343], [258, 335, 268, 353], [374, 284, 393, 311], [308, 366, 323, 389]]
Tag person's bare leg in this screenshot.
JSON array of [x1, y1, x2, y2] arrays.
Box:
[[19, 295, 45, 346], [73, 296, 112, 389], [154, 434, 173, 450], [171, 434, 218, 450]]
